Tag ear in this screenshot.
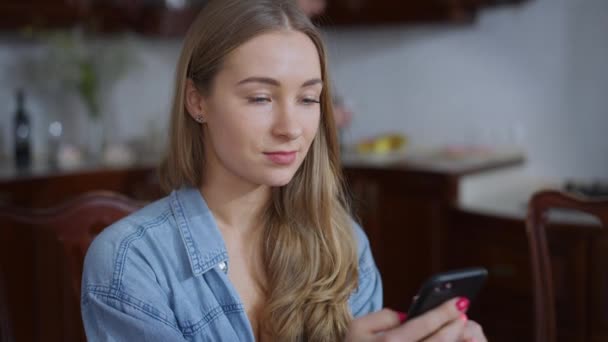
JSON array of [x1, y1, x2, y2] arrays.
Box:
[[184, 79, 207, 123]]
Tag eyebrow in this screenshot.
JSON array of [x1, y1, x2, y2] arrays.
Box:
[[236, 77, 323, 88]]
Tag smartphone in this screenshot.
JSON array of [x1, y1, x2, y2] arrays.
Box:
[[406, 267, 488, 320]]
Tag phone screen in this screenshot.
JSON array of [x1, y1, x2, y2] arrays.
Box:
[[407, 267, 487, 319]]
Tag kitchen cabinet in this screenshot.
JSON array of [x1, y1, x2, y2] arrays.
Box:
[[444, 207, 605, 342], [0, 166, 162, 208], [0, 1, 83, 30], [590, 237, 608, 342], [342, 151, 523, 310], [317, 0, 530, 26], [0, 0, 201, 36], [0, 153, 523, 340], [1, 0, 531, 35], [345, 167, 458, 310]]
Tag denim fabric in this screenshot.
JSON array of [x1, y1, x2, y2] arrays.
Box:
[[81, 186, 382, 341]]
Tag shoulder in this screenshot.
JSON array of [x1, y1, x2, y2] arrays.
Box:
[[349, 219, 383, 315], [82, 196, 178, 289], [351, 219, 376, 276], [81, 197, 188, 335]]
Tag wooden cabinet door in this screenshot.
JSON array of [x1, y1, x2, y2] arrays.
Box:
[[590, 237, 608, 342], [319, 0, 477, 25], [0, 1, 82, 30], [345, 167, 453, 310], [444, 209, 590, 342]]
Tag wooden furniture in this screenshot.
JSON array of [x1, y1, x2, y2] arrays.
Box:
[[343, 154, 523, 311], [0, 0, 174, 35], [316, 0, 530, 26], [0, 272, 11, 342], [445, 203, 608, 342], [0, 0, 531, 34], [0, 0, 83, 30], [0, 191, 143, 342], [526, 190, 608, 342], [345, 167, 458, 310], [0, 166, 162, 208], [0, 156, 523, 339]]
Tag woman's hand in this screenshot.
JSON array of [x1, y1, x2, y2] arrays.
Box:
[[461, 319, 486, 342], [345, 298, 487, 342]]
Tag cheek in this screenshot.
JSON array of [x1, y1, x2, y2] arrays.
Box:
[[207, 106, 268, 155], [303, 113, 321, 144], [210, 120, 247, 156]]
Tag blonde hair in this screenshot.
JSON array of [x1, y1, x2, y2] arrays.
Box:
[[159, 0, 358, 340]]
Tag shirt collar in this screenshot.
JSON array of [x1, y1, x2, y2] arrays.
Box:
[[170, 186, 228, 277]]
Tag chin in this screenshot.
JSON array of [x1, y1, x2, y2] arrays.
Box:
[[262, 169, 297, 187]]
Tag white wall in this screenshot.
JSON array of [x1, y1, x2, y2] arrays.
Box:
[[0, 38, 180, 162], [325, 0, 608, 179], [0, 0, 606, 179]]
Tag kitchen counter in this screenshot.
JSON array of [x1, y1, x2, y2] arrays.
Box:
[[458, 167, 602, 226], [0, 146, 525, 183], [341, 147, 525, 177], [0, 158, 159, 183]]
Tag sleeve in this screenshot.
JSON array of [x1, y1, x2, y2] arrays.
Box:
[[80, 222, 187, 342], [349, 221, 384, 318], [81, 289, 188, 341]]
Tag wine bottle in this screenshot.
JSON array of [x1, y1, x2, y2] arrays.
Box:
[[13, 89, 31, 169]]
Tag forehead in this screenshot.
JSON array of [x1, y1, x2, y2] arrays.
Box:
[[221, 30, 322, 82]]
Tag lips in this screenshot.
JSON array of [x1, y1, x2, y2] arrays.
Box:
[[264, 151, 297, 165]]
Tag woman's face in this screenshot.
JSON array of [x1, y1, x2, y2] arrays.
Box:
[[189, 30, 323, 188]]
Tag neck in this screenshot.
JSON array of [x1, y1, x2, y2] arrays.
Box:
[[201, 176, 271, 236], [200, 134, 273, 236]]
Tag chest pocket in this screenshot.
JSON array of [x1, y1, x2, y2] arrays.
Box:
[[170, 269, 252, 341]]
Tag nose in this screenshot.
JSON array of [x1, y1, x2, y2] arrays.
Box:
[[271, 103, 303, 140]]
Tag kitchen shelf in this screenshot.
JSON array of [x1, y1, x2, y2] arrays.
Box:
[[0, 0, 531, 36]]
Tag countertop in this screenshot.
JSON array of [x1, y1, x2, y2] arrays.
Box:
[[10, 148, 585, 227], [1, 146, 526, 183], [340, 147, 525, 177], [458, 167, 603, 226], [0, 158, 159, 183]]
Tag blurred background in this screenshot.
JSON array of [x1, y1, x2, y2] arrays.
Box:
[[1, 1, 607, 341]]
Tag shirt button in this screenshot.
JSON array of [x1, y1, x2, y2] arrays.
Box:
[[218, 261, 228, 273]]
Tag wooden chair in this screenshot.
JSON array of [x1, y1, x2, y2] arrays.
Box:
[[0, 191, 143, 342], [0, 271, 12, 342], [526, 190, 608, 342]]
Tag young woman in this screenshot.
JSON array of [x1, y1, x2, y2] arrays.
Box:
[[81, 1, 487, 341]]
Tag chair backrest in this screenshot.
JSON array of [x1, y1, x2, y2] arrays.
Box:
[[526, 190, 608, 342], [0, 271, 12, 342], [0, 191, 143, 342]]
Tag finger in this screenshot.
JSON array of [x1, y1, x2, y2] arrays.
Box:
[[387, 297, 466, 341], [461, 320, 487, 342], [423, 313, 468, 342], [354, 308, 402, 334]]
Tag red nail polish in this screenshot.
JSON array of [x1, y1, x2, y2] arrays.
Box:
[[397, 311, 407, 323], [456, 297, 470, 312]]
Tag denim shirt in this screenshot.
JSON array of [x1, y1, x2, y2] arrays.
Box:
[[81, 187, 382, 341]]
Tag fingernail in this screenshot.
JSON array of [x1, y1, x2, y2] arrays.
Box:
[[461, 313, 468, 322], [456, 297, 470, 312], [397, 311, 407, 323]]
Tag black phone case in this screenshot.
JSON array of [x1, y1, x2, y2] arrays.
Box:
[[407, 267, 488, 319]]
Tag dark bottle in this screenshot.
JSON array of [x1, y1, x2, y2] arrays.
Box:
[[13, 89, 32, 169]]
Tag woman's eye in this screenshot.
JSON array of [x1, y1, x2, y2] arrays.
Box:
[[247, 96, 271, 104], [301, 97, 321, 105]]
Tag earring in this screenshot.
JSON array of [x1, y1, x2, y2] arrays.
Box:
[[195, 114, 204, 123]]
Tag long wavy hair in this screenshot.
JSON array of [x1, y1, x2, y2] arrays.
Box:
[[159, 0, 358, 340]]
